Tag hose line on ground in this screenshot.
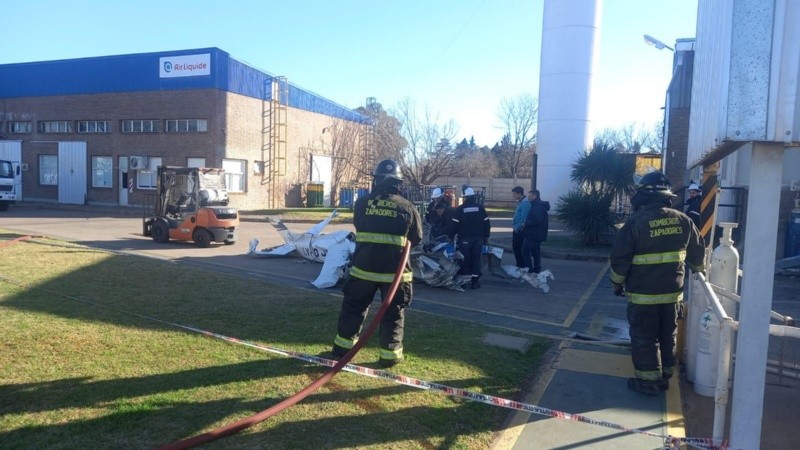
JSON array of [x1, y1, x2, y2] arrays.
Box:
[[158, 241, 412, 450]]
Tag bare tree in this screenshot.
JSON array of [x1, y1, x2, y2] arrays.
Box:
[[495, 93, 538, 178], [325, 118, 364, 206], [595, 122, 662, 153], [392, 98, 459, 186]]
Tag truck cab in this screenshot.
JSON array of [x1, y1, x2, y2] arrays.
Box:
[[0, 160, 20, 211]]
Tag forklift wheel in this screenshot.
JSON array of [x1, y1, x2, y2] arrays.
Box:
[[194, 229, 212, 248], [151, 219, 170, 243]]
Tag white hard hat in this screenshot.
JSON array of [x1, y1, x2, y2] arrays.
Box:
[[688, 183, 701, 192], [463, 187, 476, 196], [431, 187, 443, 199]]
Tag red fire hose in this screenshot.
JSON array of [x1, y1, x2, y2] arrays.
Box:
[[158, 241, 412, 449]]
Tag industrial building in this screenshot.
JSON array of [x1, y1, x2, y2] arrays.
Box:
[[0, 48, 373, 210]]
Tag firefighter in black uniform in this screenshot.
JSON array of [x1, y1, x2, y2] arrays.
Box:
[[331, 159, 423, 368], [449, 186, 491, 289], [610, 171, 705, 395]]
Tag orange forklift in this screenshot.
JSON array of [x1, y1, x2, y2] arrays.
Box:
[[143, 166, 238, 247]]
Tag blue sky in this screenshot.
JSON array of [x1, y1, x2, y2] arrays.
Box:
[[3, 0, 697, 147]]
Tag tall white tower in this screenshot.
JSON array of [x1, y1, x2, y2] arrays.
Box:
[[536, 0, 602, 200]]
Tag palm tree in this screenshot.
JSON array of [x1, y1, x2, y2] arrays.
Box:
[[570, 138, 636, 199], [555, 138, 637, 246]]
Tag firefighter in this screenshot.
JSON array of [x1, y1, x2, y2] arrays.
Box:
[[331, 159, 423, 368], [684, 182, 702, 229], [449, 186, 491, 289], [610, 171, 705, 396]]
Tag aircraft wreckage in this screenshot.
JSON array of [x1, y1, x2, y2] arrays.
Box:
[[247, 210, 553, 292]]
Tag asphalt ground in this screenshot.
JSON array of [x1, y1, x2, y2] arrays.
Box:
[[2, 202, 798, 449]]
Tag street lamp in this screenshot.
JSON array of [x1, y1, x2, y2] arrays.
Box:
[[643, 34, 674, 52]]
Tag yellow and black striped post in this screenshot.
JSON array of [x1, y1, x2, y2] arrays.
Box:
[[699, 162, 720, 248]]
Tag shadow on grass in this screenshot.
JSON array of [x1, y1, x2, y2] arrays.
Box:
[[1, 236, 545, 448]]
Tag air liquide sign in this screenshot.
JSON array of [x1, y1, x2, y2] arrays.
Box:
[[159, 54, 211, 78]]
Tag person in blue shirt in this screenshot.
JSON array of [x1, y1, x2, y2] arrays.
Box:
[[511, 186, 531, 270]]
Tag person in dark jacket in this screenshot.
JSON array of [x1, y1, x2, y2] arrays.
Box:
[[331, 159, 423, 368], [610, 171, 705, 396], [684, 182, 702, 229], [425, 187, 453, 242], [449, 186, 491, 289], [521, 190, 550, 274]]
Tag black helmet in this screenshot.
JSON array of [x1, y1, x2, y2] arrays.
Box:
[[372, 159, 402, 183], [636, 171, 672, 193]]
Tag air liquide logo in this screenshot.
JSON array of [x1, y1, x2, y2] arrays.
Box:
[[159, 54, 211, 78]]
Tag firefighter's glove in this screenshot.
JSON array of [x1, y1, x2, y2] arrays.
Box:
[[612, 282, 625, 297]]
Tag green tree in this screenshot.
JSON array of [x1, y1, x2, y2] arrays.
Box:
[[570, 138, 636, 199], [555, 138, 636, 246]]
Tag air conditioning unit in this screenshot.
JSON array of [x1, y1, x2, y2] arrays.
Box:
[[129, 156, 148, 170]]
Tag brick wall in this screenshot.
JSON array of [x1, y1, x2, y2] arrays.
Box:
[[3, 90, 369, 210]]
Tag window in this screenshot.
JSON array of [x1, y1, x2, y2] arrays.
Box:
[[39, 155, 58, 185], [122, 120, 159, 133], [38, 121, 73, 133], [166, 119, 207, 133], [187, 158, 206, 168], [222, 159, 245, 193], [78, 121, 110, 133], [9, 121, 32, 134], [137, 156, 162, 190], [91, 156, 113, 188]]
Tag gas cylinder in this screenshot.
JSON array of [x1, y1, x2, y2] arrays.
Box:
[[692, 222, 739, 396], [710, 222, 740, 317], [693, 309, 721, 396]]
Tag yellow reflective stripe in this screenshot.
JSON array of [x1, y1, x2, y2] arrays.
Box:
[[380, 347, 403, 360], [610, 269, 626, 284], [628, 291, 683, 304], [689, 263, 706, 273], [632, 250, 686, 265], [334, 335, 356, 349], [634, 369, 663, 381], [356, 232, 406, 247], [350, 266, 413, 283]]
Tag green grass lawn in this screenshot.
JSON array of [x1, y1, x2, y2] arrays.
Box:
[[0, 233, 548, 449]]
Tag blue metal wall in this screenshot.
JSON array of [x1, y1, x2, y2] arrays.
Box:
[[0, 47, 370, 124]]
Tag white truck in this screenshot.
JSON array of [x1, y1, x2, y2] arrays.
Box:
[[0, 159, 20, 211]]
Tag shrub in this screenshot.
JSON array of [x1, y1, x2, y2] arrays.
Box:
[[556, 189, 616, 246]]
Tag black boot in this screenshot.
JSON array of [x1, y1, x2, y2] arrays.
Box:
[[471, 277, 481, 289], [627, 378, 661, 396]]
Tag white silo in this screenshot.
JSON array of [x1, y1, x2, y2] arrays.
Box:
[[536, 0, 602, 200]]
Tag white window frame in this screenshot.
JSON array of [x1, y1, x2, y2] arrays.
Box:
[[91, 156, 113, 188], [222, 159, 245, 193], [166, 119, 208, 133], [122, 120, 158, 133], [78, 121, 110, 133], [137, 156, 162, 190], [38, 121, 73, 133], [9, 121, 32, 134], [39, 155, 58, 185]]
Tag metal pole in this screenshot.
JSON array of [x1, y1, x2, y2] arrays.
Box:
[[729, 142, 784, 449]]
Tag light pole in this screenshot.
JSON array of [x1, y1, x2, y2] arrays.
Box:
[[643, 34, 674, 52]]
